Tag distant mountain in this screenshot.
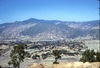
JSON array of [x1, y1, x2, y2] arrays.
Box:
[[0, 18, 99, 41]]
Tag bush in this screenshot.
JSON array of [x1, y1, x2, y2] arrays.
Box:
[[41, 54, 47, 60]]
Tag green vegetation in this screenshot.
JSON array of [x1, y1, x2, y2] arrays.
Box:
[[52, 50, 61, 64], [80, 49, 100, 63], [8, 45, 30, 68]]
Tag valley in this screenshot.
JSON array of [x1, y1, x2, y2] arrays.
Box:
[[0, 39, 99, 68]]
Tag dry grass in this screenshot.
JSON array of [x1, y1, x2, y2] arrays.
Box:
[[27, 62, 100, 68]]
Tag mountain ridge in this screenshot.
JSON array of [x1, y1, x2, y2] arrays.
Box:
[[0, 18, 99, 41]]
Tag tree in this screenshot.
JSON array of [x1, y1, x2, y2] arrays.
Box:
[[8, 45, 30, 68], [95, 51, 100, 62], [52, 50, 61, 64], [89, 50, 95, 62], [80, 49, 96, 63]]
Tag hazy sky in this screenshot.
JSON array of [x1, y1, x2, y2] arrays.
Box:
[[0, 0, 99, 23]]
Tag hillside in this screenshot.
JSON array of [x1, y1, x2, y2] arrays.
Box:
[[0, 18, 99, 41]]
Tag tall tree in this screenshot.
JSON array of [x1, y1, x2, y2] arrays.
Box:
[[8, 45, 29, 68]]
